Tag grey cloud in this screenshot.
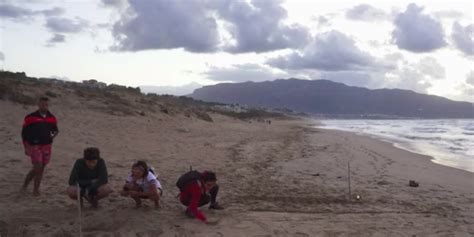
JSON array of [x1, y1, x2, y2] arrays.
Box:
[[314, 16, 330, 26], [111, 0, 219, 52], [346, 4, 387, 21], [452, 22, 473, 55], [205, 64, 290, 83], [0, 4, 64, 21], [466, 71, 474, 86], [101, 0, 124, 7], [39, 7, 64, 17], [48, 34, 66, 43], [0, 4, 35, 20], [46, 17, 88, 33], [213, 0, 310, 53], [0, 51, 4, 61], [267, 30, 378, 71], [110, 0, 309, 53], [392, 3, 446, 53]]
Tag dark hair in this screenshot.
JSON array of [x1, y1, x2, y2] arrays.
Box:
[[39, 97, 49, 102], [83, 147, 100, 160], [202, 171, 217, 182], [132, 160, 149, 178]]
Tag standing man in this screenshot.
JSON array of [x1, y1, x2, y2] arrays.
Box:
[[21, 97, 59, 196]]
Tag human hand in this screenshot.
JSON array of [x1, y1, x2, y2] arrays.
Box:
[[205, 218, 219, 225], [23, 143, 31, 156]]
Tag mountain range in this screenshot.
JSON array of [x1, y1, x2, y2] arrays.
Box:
[[190, 79, 474, 118]]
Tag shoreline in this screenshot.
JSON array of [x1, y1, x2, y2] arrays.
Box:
[[314, 119, 474, 173]]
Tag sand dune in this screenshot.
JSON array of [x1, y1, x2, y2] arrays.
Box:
[[0, 100, 473, 236]]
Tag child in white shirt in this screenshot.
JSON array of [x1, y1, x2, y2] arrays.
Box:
[[120, 161, 162, 208]]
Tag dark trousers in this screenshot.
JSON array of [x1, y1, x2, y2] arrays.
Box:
[[181, 185, 219, 207]]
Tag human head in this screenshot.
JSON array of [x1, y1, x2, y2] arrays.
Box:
[[83, 147, 100, 169], [38, 97, 49, 112], [202, 171, 217, 191], [131, 160, 148, 179]]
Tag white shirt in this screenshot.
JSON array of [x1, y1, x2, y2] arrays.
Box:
[[126, 172, 162, 192]]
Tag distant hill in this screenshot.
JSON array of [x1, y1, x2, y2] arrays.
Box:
[[140, 82, 202, 96], [190, 78, 474, 118]]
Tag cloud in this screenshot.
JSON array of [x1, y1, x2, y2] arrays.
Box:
[[452, 22, 473, 55], [319, 71, 378, 88], [466, 71, 474, 86], [385, 66, 433, 93], [417, 57, 445, 79], [346, 4, 387, 21], [0, 4, 35, 20], [0, 52, 4, 61], [204, 63, 290, 83], [38, 7, 64, 17], [111, 0, 219, 52], [434, 10, 463, 19], [212, 0, 310, 53], [48, 34, 66, 43], [46, 17, 88, 33], [313, 16, 330, 27], [0, 4, 64, 21], [392, 3, 446, 53], [380, 56, 448, 94], [101, 0, 126, 8], [110, 0, 309, 53], [267, 30, 379, 71]]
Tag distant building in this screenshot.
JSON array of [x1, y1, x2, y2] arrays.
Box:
[[82, 79, 107, 89]]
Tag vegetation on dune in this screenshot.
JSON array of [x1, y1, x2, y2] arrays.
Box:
[[0, 70, 287, 121]]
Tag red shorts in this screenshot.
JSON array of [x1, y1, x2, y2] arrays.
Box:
[[26, 144, 52, 165]]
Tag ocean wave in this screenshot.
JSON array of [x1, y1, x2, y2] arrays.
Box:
[[319, 119, 474, 172]]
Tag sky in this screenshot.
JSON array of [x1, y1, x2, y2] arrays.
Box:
[[0, 0, 473, 101]]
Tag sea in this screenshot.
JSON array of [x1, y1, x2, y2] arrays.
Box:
[[318, 119, 474, 173]]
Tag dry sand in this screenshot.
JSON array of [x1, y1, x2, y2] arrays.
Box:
[[0, 100, 473, 237]]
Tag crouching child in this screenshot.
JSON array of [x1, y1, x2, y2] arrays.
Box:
[[67, 147, 112, 208], [177, 170, 224, 224], [120, 160, 163, 208]]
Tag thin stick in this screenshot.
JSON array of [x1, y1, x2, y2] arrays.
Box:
[[76, 183, 82, 237], [347, 161, 351, 200]]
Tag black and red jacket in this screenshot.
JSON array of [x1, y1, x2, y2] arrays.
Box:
[[21, 110, 58, 145], [179, 180, 207, 222]]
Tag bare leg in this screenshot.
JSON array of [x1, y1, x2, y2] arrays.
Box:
[[22, 169, 36, 190], [146, 188, 161, 208], [32, 163, 45, 196]]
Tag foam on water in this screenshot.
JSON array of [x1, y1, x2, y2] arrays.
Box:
[[318, 119, 474, 173]]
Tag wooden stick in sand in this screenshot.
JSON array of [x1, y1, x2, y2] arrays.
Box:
[[76, 183, 83, 237], [347, 160, 352, 200]]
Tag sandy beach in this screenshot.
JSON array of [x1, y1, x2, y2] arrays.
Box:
[[0, 100, 473, 237]]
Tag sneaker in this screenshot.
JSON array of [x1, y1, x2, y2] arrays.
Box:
[[209, 202, 224, 210], [185, 208, 195, 218]]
